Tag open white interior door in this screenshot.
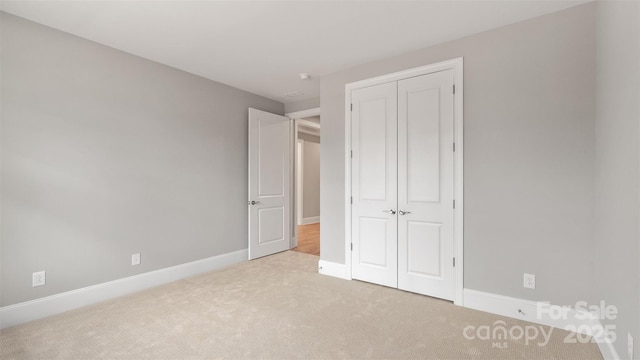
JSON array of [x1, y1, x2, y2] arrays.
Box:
[[248, 108, 291, 260]]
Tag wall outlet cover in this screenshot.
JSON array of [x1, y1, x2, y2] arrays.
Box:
[[32, 271, 46, 287], [132, 253, 141, 266], [523, 273, 536, 289]]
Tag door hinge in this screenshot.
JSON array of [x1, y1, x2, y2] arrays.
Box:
[[453, 257, 456, 267], [351, 243, 353, 251], [453, 84, 456, 94], [453, 200, 456, 209], [350, 104, 353, 111], [453, 142, 456, 152], [350, 150, 353, 158], [350, 196, 353, 204]]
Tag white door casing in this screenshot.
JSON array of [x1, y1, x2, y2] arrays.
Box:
[[351, 82, 398, 288], [248, 108, 291, 260], [296, 140, 304, 226], [397, 70, 455, 300], [287, 108, 320, 249]]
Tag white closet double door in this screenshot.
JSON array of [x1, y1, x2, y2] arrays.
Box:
[[351, 70, 455, 300]]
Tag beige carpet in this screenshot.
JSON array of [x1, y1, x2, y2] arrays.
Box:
[[1, 251, 601, 359]]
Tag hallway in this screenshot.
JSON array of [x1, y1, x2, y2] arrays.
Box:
[[292, 223, 319, 256]]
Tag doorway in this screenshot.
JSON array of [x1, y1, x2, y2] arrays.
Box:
[[288, 111, 321, 256]]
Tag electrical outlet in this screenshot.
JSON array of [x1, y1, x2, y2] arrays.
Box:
[[32, 271, 46, 287], [523, 273, 536, 289], [628, 333, 634, 360], [131, 253, 141, 266]]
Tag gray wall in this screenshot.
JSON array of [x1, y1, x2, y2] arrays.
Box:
[[320, 3, 596, 305], [593, 1, 640, 358], [0, 13, 283, 306], [285, 97, 320, 114], [298, 133, 320, 220]]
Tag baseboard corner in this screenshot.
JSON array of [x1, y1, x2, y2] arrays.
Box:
[[318, 259, 349, 280], [596, 337, 620, 360]]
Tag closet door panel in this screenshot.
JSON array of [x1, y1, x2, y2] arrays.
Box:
[[397, 70, 455, 300], [407, 221, 442, 277], [406, 87, 441, 203], [351, 82, 398, 288]]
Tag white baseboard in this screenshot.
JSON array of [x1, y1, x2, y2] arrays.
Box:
[[318, 259, 349, 280], [0, 249, 248, 329], [463, 289, 619, 359], [597, 339, 620, 360], [301, 216, 320, 225]]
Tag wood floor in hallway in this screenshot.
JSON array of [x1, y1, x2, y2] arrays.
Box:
[[292, 223, 319, 256]]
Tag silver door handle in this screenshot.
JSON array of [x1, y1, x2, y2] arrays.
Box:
[[398, 210, 412, 216], [248, 200, 260, 205], [382, 209, 396, 215]]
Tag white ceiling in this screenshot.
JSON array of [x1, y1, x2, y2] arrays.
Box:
[[1, 0, 590, 104]]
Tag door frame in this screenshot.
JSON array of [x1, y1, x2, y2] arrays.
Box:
[[285, 107, 321, 250], [344, 58, 464, 306], [296, 139, 304, 226]]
